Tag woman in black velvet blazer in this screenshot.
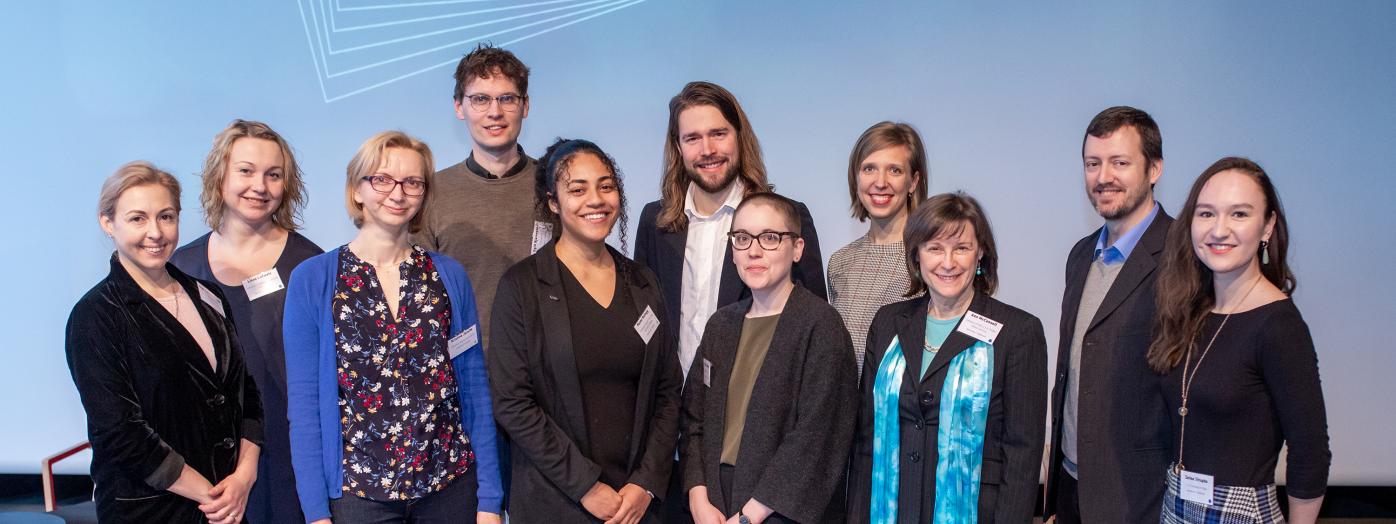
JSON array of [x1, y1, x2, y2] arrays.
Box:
[[66, 162, 262, 524]]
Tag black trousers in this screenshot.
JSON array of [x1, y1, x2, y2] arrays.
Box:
[[1054, 464, 1082, 524], [329, 469, 479, 523]]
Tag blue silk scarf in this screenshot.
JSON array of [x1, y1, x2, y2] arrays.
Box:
[[870, 335, 995, 523]]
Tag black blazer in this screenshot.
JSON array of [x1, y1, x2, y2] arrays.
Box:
[[65, 255, 263, 523], [633, 199, 828, 333], [681, 286, 858, 524], [1044, 210, 1174, 523], [848, 293, 1047, 524], [488, 241, 683, 523]]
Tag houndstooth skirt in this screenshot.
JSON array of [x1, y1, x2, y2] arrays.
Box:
[[1161, 465, 1286, 523]]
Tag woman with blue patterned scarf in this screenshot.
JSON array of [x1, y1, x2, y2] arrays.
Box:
[[848, 192, 1048, 524]]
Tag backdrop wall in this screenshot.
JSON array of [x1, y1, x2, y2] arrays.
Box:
[[3, 1, 1392, 484]]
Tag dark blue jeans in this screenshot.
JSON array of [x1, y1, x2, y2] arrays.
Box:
[[329, 470, 479, 523]]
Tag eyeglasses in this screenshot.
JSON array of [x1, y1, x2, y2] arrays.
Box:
[[462, 93, 525, 112], [361, 175, 427, 196], [728, 230, 799, 251]]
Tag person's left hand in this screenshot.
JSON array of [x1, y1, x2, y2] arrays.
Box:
[[476, 511, 504, 524], [198, 470, 254, 524], [604, 483, 652, 524]]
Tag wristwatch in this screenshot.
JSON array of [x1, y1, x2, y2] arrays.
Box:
[[738, 512, 751, 524]]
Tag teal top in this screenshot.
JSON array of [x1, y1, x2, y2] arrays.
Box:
[[922, 314, 962, 379]]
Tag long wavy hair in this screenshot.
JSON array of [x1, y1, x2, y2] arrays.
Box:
[[656, 81, 769, 232], [200, 119, 307, 232], [1147, 157, 1295, 372], [535, 138, 629, 251]]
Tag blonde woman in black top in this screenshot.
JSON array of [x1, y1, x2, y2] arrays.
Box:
[[1149, 157, 1329, 523]]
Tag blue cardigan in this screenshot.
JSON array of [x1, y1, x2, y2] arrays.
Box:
[[283, 249, 502, 522]]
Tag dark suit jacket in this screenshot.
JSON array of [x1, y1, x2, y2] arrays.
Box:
[[848, 293, 1047, 524], [633, 199, 828, 333], [1044, 211, 1174, 523], [65, 255, 263, 523], [681, 286, 858, 524], [488, 241, 684, 523]]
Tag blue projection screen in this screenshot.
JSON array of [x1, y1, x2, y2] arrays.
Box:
[[4, 1, 1393, 485]]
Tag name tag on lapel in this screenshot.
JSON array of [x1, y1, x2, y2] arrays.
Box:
[[635, 306, 660, 344], [703, 358, 712, 387], [956, 311, 1004, 344], [448, 324, 479, 359], [197, 282, 225, 319], [529, 221, 554, 254], [242, 269, 284, 301]]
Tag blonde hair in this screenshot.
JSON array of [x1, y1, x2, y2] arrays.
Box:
[[98, 161, 181, 219], [344, 131, 435, 234], [200, 119, 306, 231]]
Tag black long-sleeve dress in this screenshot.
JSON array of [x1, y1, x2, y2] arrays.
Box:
[[65, 255, 263, 523]]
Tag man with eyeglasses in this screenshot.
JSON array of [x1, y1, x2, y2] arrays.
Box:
[[632, 81, 825, 522], [415, 43, 548, 354]]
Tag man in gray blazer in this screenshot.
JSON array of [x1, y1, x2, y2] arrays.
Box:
[[1045, 106, 1174, 523]]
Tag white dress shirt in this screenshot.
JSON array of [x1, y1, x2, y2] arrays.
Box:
[[677, 179, 745, 378]]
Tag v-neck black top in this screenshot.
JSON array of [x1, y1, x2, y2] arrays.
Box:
[[1160, 299, 1330, 497], [559, 262, 644, 489]]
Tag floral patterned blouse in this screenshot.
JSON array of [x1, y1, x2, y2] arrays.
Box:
[[332, 245, 473, 501]]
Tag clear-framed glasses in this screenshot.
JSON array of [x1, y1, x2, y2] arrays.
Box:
[[463, 93, 525, 112], [728, 230, 799, 251], [361, 175, 427, 196]]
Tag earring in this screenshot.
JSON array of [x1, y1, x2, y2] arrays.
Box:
[[975, 265, 983, 276], [1260, 240, 1270, 265]]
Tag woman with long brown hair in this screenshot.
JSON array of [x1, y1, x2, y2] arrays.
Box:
[[1149, 157, 1329, 523]]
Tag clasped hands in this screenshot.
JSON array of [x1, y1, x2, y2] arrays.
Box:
[[581, 481, 652, 524]]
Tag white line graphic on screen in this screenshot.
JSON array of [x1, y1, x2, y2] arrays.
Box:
[[297, 0, 646, 103]]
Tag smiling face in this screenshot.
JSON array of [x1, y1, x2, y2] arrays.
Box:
[[353, 147, 426, 232], [548, 152, 621, 247], [220, 137, 285, 227], [101, 184, 180, 275], [857, 145, 919, 221], [677, 104, 740, 194], [916, 220, 981, 307], [1083, 125, 1160, 222], [1190, 169, 1276, 280], [730, 202, 804, 294], [455, 71, 529, 155]]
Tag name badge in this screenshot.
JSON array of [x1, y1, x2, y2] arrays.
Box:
[[956, 311, 1004, 344], [242, 269, 284, 301], [448, 324, 479, 359], [702, 358, 712, 387], [529, 221, 555, 255], [1179, 469, 1215, 505], [197, 282, 225, 319], [635, 306, 660, 344]]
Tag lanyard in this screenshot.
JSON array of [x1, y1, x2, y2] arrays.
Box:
[[1175, 275, 1262, 473]]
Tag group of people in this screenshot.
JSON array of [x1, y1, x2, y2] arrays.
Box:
[[65, 44, 1329, 524]]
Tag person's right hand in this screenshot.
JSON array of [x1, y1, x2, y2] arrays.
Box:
[[688, 487, 726, 524], [581, 482, 622, 520]]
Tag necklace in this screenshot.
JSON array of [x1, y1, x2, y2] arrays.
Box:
[[1174, 274, 1263, 473]]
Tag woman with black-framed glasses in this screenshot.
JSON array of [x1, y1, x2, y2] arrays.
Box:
[[681, 192, 858, 524], [283, 131, 503, 524]]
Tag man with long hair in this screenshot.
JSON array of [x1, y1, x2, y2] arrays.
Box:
[[633, 81, 826, 522], [1045, 106, 1175, 523]]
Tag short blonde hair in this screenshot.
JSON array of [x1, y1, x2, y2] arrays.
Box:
[[98, 161, 181, 219], [200, 119, 307, 231], [344, 131, 435, 234]]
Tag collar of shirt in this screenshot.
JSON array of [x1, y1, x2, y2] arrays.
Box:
[[465, 145, 529, 179], [683, 178, 745, 221], [1094, 200, 1160, 265]]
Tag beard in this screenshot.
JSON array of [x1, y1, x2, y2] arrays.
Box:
[[1090, 181, 1151, 221], [686, 157, 738, 194]]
